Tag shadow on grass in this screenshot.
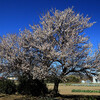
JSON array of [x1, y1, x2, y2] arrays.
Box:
[[58, 94, 100, 100], [0, 94, 100, 100], [0, 94, 7, 98]]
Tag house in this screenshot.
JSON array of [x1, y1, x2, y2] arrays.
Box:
[[92, 70, 100, 83], [7, 76, 18, 81]]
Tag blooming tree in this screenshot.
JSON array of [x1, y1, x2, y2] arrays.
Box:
[[30, 8, 95, 94], [0, 8, 96, 94]]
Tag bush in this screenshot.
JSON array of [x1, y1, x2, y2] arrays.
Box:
[[17, 74, 48, 96], [66, 75, 80, 83], [0, 79, 16, 94]]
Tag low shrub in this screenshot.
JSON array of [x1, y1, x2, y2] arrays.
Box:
[[0, 79, 16, 94], [17, 74, 48, 96]]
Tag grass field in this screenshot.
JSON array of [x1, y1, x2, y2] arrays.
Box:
[[0, 83, 100, 100], [47, 83, 100, 95]]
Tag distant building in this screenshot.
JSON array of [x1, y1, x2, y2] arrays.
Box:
[[92, 70, 100, 83], [7, 76, 18, 81], [81, 80, 85, 83]]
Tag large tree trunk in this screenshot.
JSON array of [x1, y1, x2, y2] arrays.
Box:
[[53, 78, 60, 96]]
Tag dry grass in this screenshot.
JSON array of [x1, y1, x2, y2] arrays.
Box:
[[47, 83, 100, 95], [0, 94, 25, 100]]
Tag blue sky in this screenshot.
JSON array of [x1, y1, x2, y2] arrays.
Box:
[[0, 0, 100, 50]]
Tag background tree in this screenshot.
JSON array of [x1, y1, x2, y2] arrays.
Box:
[[93, 44, 100, 70], [66, 75, 80, 83], [90, 44, 100, 73]]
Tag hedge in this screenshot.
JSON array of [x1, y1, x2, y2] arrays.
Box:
[[0, 79, 16, 94]]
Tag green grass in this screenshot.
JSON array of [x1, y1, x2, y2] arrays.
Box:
[[66, 83, 100, 87], [72, 89, 100, 93]]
